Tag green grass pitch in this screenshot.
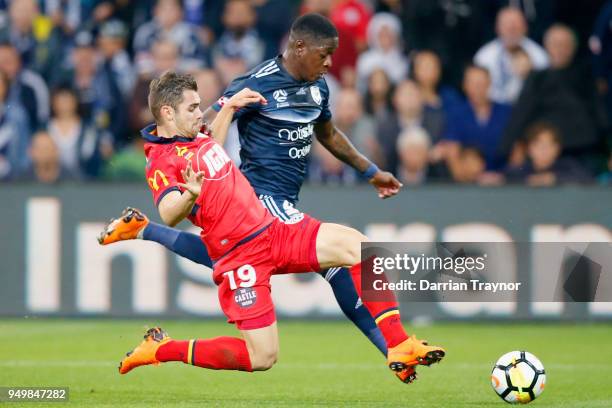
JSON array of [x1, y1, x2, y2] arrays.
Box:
[[1, 319, 611, 407]]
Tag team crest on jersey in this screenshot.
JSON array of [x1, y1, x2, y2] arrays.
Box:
[[272, 89, 288, 103], [196, 142, 233, 180], [310, 85, 322, 105]]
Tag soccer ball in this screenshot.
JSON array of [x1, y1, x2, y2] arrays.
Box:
[[491, 351, 546, 404]]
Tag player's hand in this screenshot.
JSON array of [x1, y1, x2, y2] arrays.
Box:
[[179, 162, 205, 199], [227, 88, 267, 110], [369, 170, 402, 199]]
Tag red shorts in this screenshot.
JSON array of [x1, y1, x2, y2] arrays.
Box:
[[212, 215, 321, 328]]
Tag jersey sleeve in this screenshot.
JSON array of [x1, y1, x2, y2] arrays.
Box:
[[211, 74, 262, 120], [145, 155, 183, 206], [315, 78, 332, 123]]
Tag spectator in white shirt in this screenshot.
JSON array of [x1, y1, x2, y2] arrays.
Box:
[[474, 7, 548, 104]]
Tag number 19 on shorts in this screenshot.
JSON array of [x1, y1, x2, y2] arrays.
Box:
[[224, 265, 257, 290]]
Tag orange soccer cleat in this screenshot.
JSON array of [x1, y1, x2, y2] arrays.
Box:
[[98, 207, 149, 245], [119, 327, 171, 375], [387, 337, 445, 372]]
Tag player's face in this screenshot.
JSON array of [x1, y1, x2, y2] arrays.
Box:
[[174, 90, 203, 138], [301, 38, 338, 82]]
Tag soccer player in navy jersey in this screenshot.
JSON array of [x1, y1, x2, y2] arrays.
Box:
[[100, 14, 417, 382]]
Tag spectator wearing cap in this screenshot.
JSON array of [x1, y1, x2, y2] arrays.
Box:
[[356, 12, 408, 91], [0, 0, 64, 81], [0, 70, 30, 180], [0, 43, 49, 131], [50, 30, 98, 119], [95, 19, 132, 144], [97, 19, 135, 99], [133, 0, 209, 74], [474, 7, 548, 104], [505, 122, 592, 186], [214, 0, 264, 71]]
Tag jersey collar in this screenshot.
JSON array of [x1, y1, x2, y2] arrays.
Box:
[[276, 55, 319, 85], [140, 123, 196, 144]]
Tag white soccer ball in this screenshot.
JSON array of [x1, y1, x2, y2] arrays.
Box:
[[491, 351, 546, 404]]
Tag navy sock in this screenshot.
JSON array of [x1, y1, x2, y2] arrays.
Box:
[[323, 268, 388, 356], [142, 222, 213, 267]]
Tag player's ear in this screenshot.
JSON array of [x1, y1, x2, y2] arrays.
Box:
[[160, 105, 174, 123], [294, 39, 306, 57]]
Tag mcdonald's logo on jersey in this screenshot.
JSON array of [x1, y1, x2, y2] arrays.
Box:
[[147, 169, 169, 191]]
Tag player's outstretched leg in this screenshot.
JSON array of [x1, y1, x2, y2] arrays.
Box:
[[99, 208, 392, 367], [118, 326, 274, 375], [98, 207, 213, 267], [316, 223, 445, 376]]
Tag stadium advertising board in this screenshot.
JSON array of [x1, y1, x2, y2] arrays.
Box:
[[1, 185, 611, 320]]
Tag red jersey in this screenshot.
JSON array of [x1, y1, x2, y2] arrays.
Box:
[[141, 124, 274, 260]]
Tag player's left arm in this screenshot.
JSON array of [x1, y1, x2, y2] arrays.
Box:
[[314, 120, 402, 199]]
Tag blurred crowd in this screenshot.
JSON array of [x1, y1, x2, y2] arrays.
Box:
[[0, 0, 611, 187]]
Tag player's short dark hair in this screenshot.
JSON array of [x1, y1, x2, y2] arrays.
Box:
[[148, 71, 198, 123], [290, 13, 338, 43]]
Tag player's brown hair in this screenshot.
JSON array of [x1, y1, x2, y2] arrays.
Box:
[[148, 71, 198, 123]]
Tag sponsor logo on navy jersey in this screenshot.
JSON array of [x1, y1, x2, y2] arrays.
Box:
[[216, 57, 332, 201]]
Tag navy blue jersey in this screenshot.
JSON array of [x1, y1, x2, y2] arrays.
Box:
[[212, 56, 332, 202]]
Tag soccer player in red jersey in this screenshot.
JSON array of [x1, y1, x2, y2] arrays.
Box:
[[102, 72, 444, 379]]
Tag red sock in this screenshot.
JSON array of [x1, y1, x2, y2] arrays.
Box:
[[349, 263, 409, 348], [156, 337, 252, 372]]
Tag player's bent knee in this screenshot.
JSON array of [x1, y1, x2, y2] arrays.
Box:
[[343, 229, 368, 265], [317, 223, 369, 268], [250, 349, 278, 371]]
